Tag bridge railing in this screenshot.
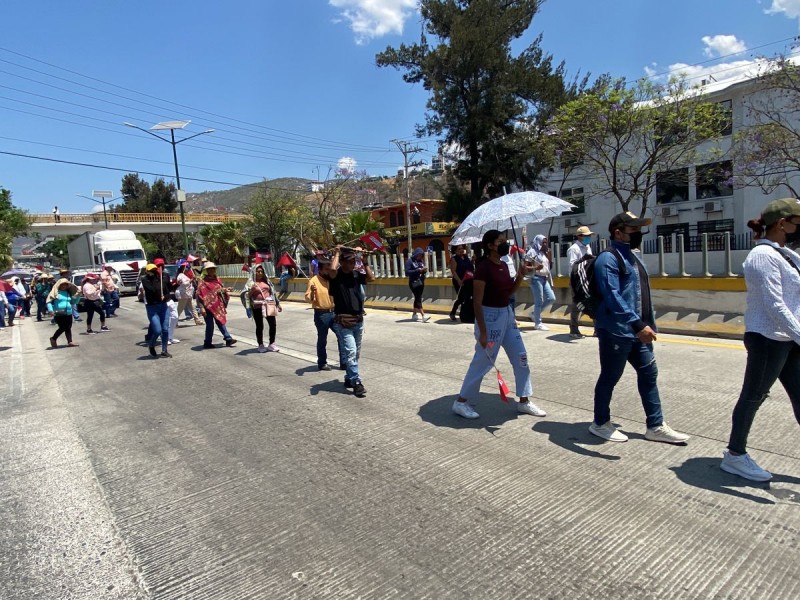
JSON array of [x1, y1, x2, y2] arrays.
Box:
[[28, 213, 248, 224]]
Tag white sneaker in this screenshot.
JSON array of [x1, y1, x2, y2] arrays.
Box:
[[169, 338, 180, 344], [257, 344, 268, 353], [534, 323, 550, 331], [517, 401, 546, 417], [645, 422, 690, 444], [267, 343, 280, 352], [720, 450, 772, 482], [452, 400, 479, 419], [589, 421, 628, 442], [422, 315, 431, 323], [411, 313, 419, 321]]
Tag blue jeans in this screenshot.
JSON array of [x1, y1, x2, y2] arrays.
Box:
[[279, 273, 291, 293], [332, 319, 364, 384], [103, 290, 119, 316], [204, 311, 232, 344], [314, 310, 343, 368], [460, 305, 532, 401], [0, 300, 5, 327], [530, 276, 555, 325], [6, 299, 17, 325], [728, 332, 800, 454], [593, 329, 663, 428], [146, 302, 170, 352]]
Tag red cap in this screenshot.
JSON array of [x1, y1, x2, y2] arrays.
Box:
[[153, 258, 166, 266]]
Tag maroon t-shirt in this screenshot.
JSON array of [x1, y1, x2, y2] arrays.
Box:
[[474, 259, 514, 308]]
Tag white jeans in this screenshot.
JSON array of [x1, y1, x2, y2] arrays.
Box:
[[459, 305, 533, 401], [167, 300, 179, 341]]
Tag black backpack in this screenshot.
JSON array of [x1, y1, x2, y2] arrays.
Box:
[[570, 248, 626, 319]]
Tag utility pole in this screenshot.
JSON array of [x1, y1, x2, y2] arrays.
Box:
[[392, 139, 424, 254]]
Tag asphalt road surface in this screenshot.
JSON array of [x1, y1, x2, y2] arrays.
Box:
[[1, 298, 798, 599]]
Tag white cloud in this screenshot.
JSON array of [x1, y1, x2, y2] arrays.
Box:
[[337, 156, 357, 176], [330, 0, 418, 45], [648, 59, 762, 87], [766, 0, 800, 19], [701, 34, 747, 58]]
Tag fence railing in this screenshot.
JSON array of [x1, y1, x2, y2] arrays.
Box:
[[28, 213, 248, 224]]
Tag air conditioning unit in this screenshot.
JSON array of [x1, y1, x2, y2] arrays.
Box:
[[704, 200, 722, 213], [660, 205, 678, 217], [564, 218, 576, 227]]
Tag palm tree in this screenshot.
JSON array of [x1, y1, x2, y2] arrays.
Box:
[[199, 222, 252, 263], [333, 211, 384, 246]]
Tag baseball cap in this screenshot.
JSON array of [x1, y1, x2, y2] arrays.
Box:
[[608, 211, 652, 234], [762, 198, 800, 226], [145, 263, 158, 272], [576, 226, 594, 236], [153, 258, 166, 266]]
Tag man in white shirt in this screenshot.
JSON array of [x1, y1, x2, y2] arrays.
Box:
[[568, 226, 594, 338]]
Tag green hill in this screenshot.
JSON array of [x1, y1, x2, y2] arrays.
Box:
[[184, 178, 311, 213]]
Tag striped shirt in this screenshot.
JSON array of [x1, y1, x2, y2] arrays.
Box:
[[743, 240, 800, 344]]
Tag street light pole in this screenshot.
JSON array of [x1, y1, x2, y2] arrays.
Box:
[[76, 192, 121, 230], [124, 121, 214, 257]]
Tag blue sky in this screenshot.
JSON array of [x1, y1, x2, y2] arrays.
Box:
[[0, 0, 797, 214]]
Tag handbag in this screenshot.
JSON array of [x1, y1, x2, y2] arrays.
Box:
[[410, 277, 424, 289], [264, 298, 278, 317]]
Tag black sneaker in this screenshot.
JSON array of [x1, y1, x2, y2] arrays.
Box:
[[160, 351, 172, 358], [344, 379, 353, 389], [149, 346, 157, 357], [100, 325, 110, 332], [86, 329, 97, 335], [203, 342, 215, 349], [319, 364, 332, 371], [226, 338, 237, 347], [352, 381, 366, 397]]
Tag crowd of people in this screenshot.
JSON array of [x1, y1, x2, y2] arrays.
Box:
[[5, 200, 798, 484]]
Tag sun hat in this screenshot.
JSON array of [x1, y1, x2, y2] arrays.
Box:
[[203, 261, 217, 269], [576, 226, 594, 236]]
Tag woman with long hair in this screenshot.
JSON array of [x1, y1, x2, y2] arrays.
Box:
[[453, 229, 547, 420], [721, 199, 800, 481], [176, 263, 203, 325], [525, 234, 555, 330], [245, 264, 282, 353], [405, 247, 430, 322]]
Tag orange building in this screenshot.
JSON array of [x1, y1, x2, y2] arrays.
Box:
[[369, 198, 459, 258]]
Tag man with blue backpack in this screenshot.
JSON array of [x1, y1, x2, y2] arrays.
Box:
[[588, 211, 689, 445]]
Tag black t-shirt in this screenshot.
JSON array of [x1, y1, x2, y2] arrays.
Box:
[[330, 270, 364, 315]]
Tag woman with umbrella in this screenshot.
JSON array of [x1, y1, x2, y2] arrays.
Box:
[[452, 229, 547, 420]]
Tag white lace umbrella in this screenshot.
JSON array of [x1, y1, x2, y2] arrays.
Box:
[[449, 191, 576, 246]]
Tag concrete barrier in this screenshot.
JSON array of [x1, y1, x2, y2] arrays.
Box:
[[224, 275, 747, 340]]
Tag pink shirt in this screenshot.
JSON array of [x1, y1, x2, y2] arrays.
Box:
[[82, 281, 101, 301]]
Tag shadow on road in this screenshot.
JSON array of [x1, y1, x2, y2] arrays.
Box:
[[532, 420, 622, 461], [309, 379, 352, 397], [418, 394, 520, 432], [0, 346, 11, 352], [234, 348, 262, 356], [670, 456, 800, 505], [295, 365, 320, 376], [545, 333, 580, 344]]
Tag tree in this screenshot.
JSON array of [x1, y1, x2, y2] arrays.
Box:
[[119, 173, 177, 213], [246, 186, 315, 261], [198, 221, 252, 264], [0, 187, 29, 269], [333, 211, 385, 246], [732, 56, 800, 197], [549, 76, 728, 215], [376, 0, 583, 215]]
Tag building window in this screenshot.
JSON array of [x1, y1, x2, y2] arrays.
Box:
[[696, 160, 733, 199], [656, 168, 689, 204], [389, 212, 397, 227], [397, 210, 405, 226], [717, 100, 733, 137], [557, 187, 585, 215]]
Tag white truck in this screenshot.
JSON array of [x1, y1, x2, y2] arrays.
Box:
[[67, 230, 147, 294]]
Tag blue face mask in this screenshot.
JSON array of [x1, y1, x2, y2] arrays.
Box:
[[581, 237, 592, 246]]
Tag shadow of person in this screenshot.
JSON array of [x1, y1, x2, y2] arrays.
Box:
[[418, 393, 520, 432], [532, 420, 622, 461], [545, 333, 579, 344], [295, 365, 320, 376], [309, 379, 352, 397], [234, 348, 262, 356], [669, 456, 800, 505]]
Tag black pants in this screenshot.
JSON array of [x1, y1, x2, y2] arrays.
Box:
[[410, 281, 424, 310], [53, 314, 73, 343], [728, 332, 800, 454], [84, 300, 105, 329], [253, 309, 276, 345], [450, 279, 463, 315]]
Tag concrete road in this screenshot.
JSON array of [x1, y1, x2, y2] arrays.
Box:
[[1, 299, 798, 599]]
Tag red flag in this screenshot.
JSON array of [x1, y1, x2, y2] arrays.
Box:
[[242, 263, 251, 272], [276, 252, 297, 268], [187, 254, 198, 262], [127, 261, 139, 271], [254, 251, 270, 265], [254, 256, 263, 265], [359, 231, 385, 251], [497, 370, 510, 403]]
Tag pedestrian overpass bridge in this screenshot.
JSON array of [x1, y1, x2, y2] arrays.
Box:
[[28, 213, 249, 236]]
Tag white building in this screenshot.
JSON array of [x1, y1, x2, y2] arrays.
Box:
[[527, 70, 800, 276]]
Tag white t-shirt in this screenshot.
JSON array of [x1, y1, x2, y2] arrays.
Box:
[[567, 241, 593, 267], [500, 255, 516, 278]]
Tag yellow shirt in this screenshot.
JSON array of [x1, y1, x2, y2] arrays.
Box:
[[305, 275, 334, 310]]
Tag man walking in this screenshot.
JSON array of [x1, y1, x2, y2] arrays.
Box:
[[305, 258, 344, 371], [589, 212, 689, 444], [329, 247, 374, 397], [568, 226, 594, 338]]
